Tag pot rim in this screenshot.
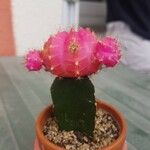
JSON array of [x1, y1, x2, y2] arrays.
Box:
[[36, 100, 127, 150]]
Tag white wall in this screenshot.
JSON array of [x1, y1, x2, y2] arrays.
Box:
[[11, 0, 63, 56]]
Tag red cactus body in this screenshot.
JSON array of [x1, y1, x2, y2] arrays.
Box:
[[25, 50, 43, 71], [25, 28, 121, 76], [41, 28, 101, 77], [96, 37, 121, 67]]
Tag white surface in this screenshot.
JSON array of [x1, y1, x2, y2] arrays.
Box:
[[107, 21, 150, 74], [11, 0, 63, 56]]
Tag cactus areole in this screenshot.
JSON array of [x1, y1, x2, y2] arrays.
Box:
[[25, 28, 121, 137]]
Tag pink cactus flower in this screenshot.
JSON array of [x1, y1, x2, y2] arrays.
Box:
[[25, 50, 43, 71], [41, 28, 101, 77], [96, 37, 121, 67]]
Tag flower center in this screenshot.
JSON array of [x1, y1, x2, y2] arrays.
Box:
[[69, 42, 79, 54]]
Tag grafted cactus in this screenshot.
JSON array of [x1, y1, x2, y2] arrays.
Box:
[[25, 28, 121, 137]]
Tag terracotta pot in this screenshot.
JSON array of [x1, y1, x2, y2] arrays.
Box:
[[36, 100, 127, 150]]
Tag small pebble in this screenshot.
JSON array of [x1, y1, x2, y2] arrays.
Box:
[[43, 109, 120, 150]]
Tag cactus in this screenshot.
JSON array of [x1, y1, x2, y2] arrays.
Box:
[[41, 28, 101, 78], [25, 28, 121, 137], [51, 77, 96, 137], [25, 50, 43, 71], [96, 37, 121, 67]]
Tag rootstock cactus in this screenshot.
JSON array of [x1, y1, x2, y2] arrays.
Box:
[[25, 28, 121, 137]]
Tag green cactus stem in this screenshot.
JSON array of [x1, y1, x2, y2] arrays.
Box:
[[51, 77, 96, 137]]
